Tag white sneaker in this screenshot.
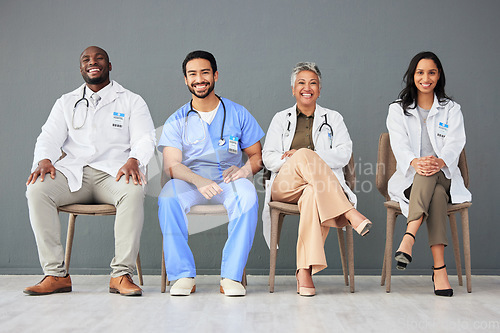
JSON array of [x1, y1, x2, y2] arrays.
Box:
[[170, 278, 196, 296], [220, 278, 246, 296]]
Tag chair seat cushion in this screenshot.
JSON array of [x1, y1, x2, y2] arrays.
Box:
[[58, 204, 116, 215], [384, 200, 472, 213], [188, 204, 227, 215], [268, 201, 300, 215]]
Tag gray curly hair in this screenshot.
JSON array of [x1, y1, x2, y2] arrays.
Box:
[[291, 62, 322, 87]]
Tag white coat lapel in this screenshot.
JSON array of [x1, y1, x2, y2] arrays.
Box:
[[404, 102, 422, 158], [427, 94, 445, 153], [95, 81, 121, 110], [283, 105, 297, 152], [312, 104, 326, 143]]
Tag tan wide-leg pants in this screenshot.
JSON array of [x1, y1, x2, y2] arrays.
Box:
[[405, 171, 451, 247], [26, 166, 145, 277], [271, 149, 354, 274]]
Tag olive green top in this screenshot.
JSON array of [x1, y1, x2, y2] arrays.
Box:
[[290, 107, 315, 151]]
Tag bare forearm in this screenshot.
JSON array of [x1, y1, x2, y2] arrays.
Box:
[[166, 163, 208, 187], [245, 153, 263, 175]]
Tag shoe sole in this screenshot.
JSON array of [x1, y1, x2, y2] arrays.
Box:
[[297, 288, 315, 297], [219, 285, 246, 296], [109, 288, 142, 296], [23, 286, 72, 296], [395, 251, 412, 270], [394, 254, 411, 264], [170, 285, 196, 296]]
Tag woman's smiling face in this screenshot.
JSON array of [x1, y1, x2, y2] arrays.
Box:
[[414, 58, 440, 96], [292, 70, 321, 110]]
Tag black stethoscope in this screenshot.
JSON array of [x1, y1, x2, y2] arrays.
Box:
[[186, 94, 227, 146], [72, 86, 90, 130], [284, 112, 334, 148], [319, 114, 334, 148]]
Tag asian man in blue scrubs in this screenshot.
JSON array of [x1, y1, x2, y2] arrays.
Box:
[[158, 50, 264, 296]]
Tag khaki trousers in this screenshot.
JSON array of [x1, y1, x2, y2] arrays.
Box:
[[271, 149, 353, 274], [26, 167, 145, 277], [405, 171, 451, 247]]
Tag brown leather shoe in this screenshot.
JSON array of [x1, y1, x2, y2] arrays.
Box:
[[23, 275, 72, 296], [109, 274, 142, 296]]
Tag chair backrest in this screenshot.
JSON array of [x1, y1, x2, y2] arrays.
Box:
[[343, 154, 356, 191], [376, 132, 469, 201], [376, 133, 396, 201]]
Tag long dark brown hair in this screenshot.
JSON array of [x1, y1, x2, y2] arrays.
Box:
[[396, 51, 452, 115]]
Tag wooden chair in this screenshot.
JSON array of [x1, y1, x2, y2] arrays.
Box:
[[376, 132, 472, 293], [159, 171, 247, 293], [58, 204, 143, 285], [267, 154, 357, 293]]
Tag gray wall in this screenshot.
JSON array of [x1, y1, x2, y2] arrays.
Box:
[[1, 0, 499, 275]]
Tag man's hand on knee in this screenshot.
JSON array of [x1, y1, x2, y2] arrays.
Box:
[[115, 158, 145, 185], [27, 159, 56, 185]]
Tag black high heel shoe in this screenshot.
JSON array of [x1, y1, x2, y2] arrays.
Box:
[[394, 232, 415, 270], [432, 265, 453, 297]]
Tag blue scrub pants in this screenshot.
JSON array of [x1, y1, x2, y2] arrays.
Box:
[[158, 178, 258, 282]]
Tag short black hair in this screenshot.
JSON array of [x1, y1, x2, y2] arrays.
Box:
[[182, 50, 217, 76]]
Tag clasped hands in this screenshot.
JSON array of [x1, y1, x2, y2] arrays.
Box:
[[411, 156, 446, 177], [194, 165, 251, 200]]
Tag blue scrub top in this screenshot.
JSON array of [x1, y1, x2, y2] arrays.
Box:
[[158, 97, 264, 181]]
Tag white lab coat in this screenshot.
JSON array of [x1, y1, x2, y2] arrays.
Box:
[[261, 104, 357, 247], [386, 96, 472, 217], [32, 81, 156, 192]]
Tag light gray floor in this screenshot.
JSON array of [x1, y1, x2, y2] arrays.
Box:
[[1, 275, 499, 333]]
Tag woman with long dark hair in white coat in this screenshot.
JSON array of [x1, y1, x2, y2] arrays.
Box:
[[387, 51, 471, 297]]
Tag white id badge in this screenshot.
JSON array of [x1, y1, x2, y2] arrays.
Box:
[[437, 122, 448, 138], [112, 112, 125, 129], [228, 136, 239, 154]]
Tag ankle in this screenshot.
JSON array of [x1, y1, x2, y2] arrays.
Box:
[[398, 233, 415, 249], [296, 268, 314, 287]]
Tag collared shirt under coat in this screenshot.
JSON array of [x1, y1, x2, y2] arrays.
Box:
[[261, 103, 356, 247], [31, 81, 156, 192]]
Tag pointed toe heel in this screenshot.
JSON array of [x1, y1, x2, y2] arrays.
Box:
[[432, 265, 453, 297]]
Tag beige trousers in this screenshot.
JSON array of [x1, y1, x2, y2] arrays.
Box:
[[405, 171, 451, 247], [271, 149, 353, 274], [25, 167, 145, 277]]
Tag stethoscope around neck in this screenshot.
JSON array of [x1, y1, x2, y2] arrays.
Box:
[[284, 112, 334, 148], [72, 86, 90, 130], [185, 94, 227, 146]]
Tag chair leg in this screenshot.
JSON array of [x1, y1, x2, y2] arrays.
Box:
[[461, 208, 472, 293], [346, 225, 355, 293], [136, 252, 143, 286], [381, 247, 386, 286], [448, 212, 463, 286], [269, 208, 281, 293], [161, 244, 167, 293], [383, 209, 397, 293], [64, 214, 77, 272], [242, 268, 247, 287], [380, 212, 387, 287], [337, 228, 348, 286]]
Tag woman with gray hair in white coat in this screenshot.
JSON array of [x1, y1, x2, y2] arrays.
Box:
[[387, 51, 471, 297], [262, 62, 372, 296]]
